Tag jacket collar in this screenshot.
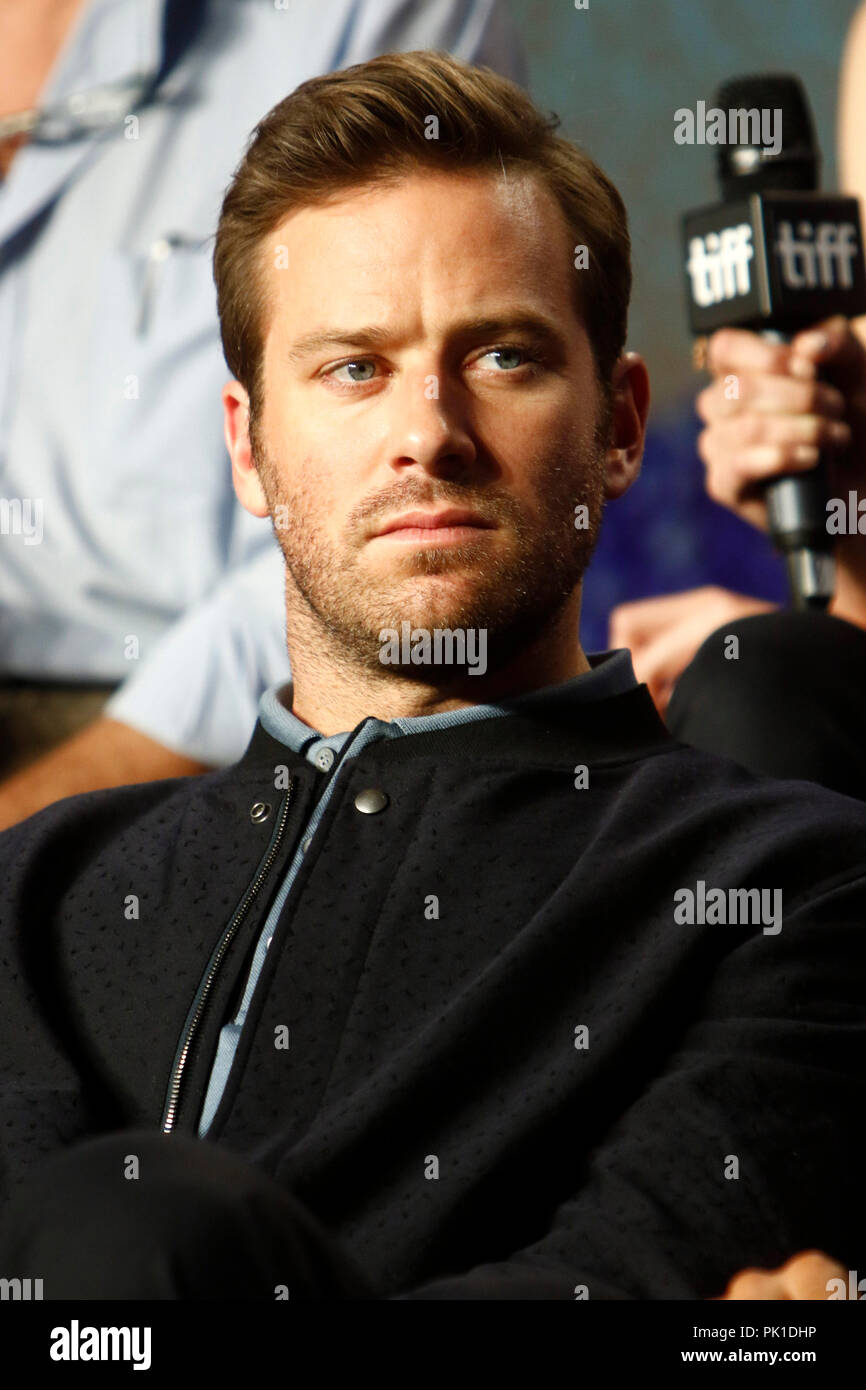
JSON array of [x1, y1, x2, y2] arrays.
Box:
[[238, 677, 674, 779]]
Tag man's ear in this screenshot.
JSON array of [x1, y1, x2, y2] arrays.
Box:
[[602, 351, 650, 501], [223, 380, 269, 518]]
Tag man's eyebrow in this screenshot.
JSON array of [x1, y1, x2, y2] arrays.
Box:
[[284, 313, 569, 365]]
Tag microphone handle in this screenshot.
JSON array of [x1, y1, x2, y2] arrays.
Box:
[[760, 329, 836, 610]]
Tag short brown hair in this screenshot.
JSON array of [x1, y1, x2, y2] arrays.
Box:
[[213, 49, 631, 417]]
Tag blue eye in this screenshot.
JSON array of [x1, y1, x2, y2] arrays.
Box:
[[480, 346, 531, 370], [324, 344, 544, 386], [330, 359, 377, 383]]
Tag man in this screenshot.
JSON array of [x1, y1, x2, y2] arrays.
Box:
[[0, 0, 524, 826], [0, 50, 864, 1301]]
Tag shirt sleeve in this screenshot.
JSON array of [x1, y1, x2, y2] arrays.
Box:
[[104, 540, 290, 766], [395, 871, 866, 1299]]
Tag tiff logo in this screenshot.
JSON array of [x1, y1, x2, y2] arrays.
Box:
[[775, 221, 859, 290], [687, 226, 754, 307]]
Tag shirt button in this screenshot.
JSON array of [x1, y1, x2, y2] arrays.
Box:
[[354, 788, 389, 815], [301, 837, 312, 853], [315, 747, 335, 770]]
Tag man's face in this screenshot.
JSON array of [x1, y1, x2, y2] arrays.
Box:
[[247, 168, 613, 677]]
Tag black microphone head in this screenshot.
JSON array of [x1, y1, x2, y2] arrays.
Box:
[[714, 74, 819, 198]]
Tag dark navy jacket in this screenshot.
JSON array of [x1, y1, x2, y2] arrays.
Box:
[[2, 681, 866, 1298]]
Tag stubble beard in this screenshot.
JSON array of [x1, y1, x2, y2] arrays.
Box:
[[250, 409, 610, 681]]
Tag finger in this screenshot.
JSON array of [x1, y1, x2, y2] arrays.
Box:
[[778, 1250, 846, 1300], [630, 620, 714, 692], [610, 597, 685, 648], [699, 436, 835, 513], [700, 411, 851, 454], [718, 1268, 790, 1300], [696, 376, 848, 423], [699, 436, 819, 493], [609, 587, 740, 647], [635, 595, 775, 687], [705, 327, 794, 379]]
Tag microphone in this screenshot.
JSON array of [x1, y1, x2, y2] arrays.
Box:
[[681, 74, 866, 608]]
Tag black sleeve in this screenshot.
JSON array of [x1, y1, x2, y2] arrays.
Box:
[[398, 872, 866, 1299]]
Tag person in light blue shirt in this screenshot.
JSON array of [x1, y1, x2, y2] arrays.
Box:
[[0, 0, 526, 825]]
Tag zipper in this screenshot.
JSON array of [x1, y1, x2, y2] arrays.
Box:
[[160, 780, 294, 1134]]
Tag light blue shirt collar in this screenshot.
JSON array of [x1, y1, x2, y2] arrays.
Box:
[[259, 649, 639, 768]]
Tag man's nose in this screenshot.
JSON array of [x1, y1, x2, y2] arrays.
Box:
[[384, 370, 478, 476]]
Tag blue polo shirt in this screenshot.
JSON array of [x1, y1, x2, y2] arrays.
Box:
[[198, 649, 639, 1135]]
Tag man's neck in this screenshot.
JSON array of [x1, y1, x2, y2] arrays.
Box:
[[286, 602, 591, 735]]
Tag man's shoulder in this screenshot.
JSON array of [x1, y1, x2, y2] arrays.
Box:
[[3, 730, 866, 891], [634, 738, 866, 903], [0, 762, 248, 860], [658, 736, 866, 816]]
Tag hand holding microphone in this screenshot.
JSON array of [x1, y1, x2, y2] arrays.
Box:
[[610, 314, 866, 711], [682, 74, 866, 607], [611, 74, 866, 705], [696, 314, 866, 529]]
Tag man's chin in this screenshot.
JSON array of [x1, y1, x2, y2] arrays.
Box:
[[359, 562, 497, 619], [365, 540, 499, 581]]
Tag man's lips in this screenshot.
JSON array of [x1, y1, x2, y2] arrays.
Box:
[[371, 508, 496, 540]]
